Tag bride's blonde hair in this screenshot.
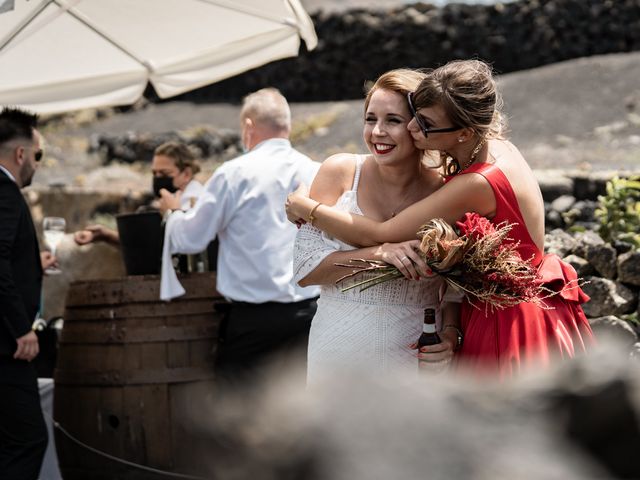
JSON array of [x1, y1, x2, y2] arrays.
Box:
[[364, 68, 426, 111], [363, 69, 441, 166]]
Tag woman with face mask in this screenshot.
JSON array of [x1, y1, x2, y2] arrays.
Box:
[[74, 141, 203, 246], [151, 141, 203, 210]]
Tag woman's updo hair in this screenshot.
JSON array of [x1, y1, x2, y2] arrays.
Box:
[[154, 141, 201, 176], [364, 68, 426, 112], [412, 59, 507, 142]]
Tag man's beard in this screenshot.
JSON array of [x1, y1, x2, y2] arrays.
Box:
[[20, 161, 35, 187]]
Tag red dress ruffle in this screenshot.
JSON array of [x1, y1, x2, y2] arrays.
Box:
[[450, 164, 595, 378]]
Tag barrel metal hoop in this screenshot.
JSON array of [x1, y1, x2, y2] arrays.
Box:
[[65, 273, 221, 306], [55, 366, 216, 385], [59, 324, 218, 344], [64, 299, 219, 321]]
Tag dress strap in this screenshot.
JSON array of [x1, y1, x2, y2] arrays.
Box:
[[462, 163, 522, 222], [351, 154, 365, 191], [458, 162, 543, 265]]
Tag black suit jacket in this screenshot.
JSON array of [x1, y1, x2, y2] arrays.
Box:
[[0, 168, 42, 357]]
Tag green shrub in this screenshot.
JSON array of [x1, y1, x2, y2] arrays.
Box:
[[595, 175, 640, 249]]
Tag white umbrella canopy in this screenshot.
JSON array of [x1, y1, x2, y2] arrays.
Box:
[[0, 0, 317, 114]]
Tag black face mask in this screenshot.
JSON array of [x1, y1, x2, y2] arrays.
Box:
[[153, 175, 178, 197]]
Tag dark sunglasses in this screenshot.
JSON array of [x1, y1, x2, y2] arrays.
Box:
[[407, 92, 462, 138], [22, 146, 43, 162]]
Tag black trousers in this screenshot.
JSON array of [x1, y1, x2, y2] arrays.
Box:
[[0, 358, 48, 480], [215, 297, 317, 386]]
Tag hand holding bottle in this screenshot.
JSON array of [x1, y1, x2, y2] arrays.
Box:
[[413, 332, 457, 364], [414, 308, 456, 372]]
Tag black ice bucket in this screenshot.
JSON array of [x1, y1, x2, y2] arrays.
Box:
[[116, 211, 163, 275]]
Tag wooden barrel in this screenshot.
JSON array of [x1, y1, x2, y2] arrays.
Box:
[[53, 273, 223, 480]]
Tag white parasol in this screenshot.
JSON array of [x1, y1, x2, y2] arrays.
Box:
[[0, 0, 317, 114]]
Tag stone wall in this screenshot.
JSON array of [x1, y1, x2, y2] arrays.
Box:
[[173, 0, 640, 103], [539, 171, 640, 355], [89, 128, 241, 165], [25, 187, 150, 234]]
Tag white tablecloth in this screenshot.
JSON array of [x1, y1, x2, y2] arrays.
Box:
[[38, 379, 62, 480]]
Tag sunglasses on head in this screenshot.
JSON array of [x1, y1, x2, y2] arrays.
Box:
[[407, 92, 462, 138]]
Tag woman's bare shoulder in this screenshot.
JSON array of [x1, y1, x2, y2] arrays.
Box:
[[310, 152, 362, 201], [317, 152, 363, 182], [321, 152, 361, 171], [491, 140, 535, 183], [490, 139, 524, 161]]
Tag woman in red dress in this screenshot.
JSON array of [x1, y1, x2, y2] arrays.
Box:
[[285, 59, 594, 378]]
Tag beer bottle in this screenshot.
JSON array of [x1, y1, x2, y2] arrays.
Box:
[[417, 308, 444, 374], [418, 308, 441, 347]]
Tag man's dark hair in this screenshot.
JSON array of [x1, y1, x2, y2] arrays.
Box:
[[0, 107, 39, 146]]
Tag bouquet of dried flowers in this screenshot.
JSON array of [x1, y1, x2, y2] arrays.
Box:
[[336, 213, 547, 311]]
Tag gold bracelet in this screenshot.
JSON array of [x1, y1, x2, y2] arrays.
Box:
[[308, 202, 323, 225]]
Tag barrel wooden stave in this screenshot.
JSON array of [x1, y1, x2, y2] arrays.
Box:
[[54, 273, 222, 479]]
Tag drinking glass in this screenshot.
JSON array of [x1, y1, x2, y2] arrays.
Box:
[[43, 216, 66, 274]]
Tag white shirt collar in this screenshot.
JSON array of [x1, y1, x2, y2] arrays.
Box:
[[250, 137, 291, 152], [0, 165, 16, 183]]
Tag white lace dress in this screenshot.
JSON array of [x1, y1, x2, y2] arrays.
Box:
[[293, 157, 448, 383]]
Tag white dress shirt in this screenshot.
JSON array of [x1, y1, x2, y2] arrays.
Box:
[[161, 138, 320, 302], [0, 165, 16, 183]]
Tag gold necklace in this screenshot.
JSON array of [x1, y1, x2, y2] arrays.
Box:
[[446, 138, 487, 175], [390, 188, 414, 217], [461, 138, 487, 170], [378, 161, 421, 218]]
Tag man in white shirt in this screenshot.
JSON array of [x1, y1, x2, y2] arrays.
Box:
[[159, 88, 320, 383]]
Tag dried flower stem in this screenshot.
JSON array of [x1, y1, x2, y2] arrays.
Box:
[[335, 214, 559, 312]]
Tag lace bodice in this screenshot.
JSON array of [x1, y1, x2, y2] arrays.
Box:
[[293, 156, 442, 308], [295, 155, 461, 382]]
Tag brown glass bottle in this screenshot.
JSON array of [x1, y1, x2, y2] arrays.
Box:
[[418, 308, 441, 347]]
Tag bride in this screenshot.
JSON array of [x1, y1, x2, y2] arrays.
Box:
[[293, 69, 461, 384]]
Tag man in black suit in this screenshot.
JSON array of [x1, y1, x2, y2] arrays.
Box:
[[0, 107, 49, 479]]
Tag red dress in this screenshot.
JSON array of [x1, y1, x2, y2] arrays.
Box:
[[452, 163, 595, 378]]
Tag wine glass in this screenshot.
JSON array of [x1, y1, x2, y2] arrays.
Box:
[[43, 216, 66, 274]]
